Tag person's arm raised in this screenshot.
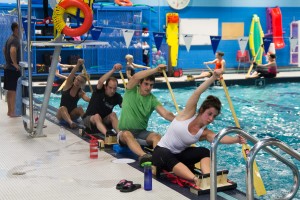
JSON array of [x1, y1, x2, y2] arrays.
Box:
[[97, 63, 122, 90], [132, 63, 150, 69], [126, 64, 166, 90], [65, 59, 84, 86], [179, 69, 222, 119]]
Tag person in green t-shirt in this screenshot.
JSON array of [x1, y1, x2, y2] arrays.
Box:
[[118, 64, 175, 166]]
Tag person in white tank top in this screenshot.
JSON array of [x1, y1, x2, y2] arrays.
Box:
[[152, 69, 246, 187]]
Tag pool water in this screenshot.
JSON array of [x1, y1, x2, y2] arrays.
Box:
[[35, 82, 300, 199]]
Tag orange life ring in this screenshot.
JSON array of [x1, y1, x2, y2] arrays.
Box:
[[58, 0, 93, 37], [114, 0, 133, 6]]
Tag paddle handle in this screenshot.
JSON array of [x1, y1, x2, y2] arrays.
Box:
[[205, 64, 240, 127], [162, 69, 180, 113], [119, 71, 126, 88], [82, 64, 93, 93], [246, 45, 263, 77], [219, 78, 240, 128], [57, 80, 66, 92]]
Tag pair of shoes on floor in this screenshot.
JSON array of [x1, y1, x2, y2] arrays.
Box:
[[138, 153, 152, 167], [116, 179, 141, 192]]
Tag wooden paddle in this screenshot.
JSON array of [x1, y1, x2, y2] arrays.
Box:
[[162, 69, 180, 113], [206, 65, 266, 196], [119, 71, 126, 88], [57, 79, 67, 93], [82, 64, 93, 92], [246, 45, 264, 77]]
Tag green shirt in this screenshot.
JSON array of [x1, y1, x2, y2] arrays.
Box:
[[118, 85, 161, 130]]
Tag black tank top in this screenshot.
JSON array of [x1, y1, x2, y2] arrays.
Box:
[[60, 85, 81, 113]]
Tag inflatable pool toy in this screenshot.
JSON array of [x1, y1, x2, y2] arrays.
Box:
[[52, 0, 93, 38], [114, 0, 133, 6], [249, 14, 264, 64], [166, 13, 179, 67], [266, 7, 285, 49]]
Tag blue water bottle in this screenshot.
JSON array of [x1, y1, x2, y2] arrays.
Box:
[[143, 161, 152, 191]]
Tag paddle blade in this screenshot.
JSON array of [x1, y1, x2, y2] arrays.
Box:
[[57, 80, 66, 92], [242, 144, 266, 196]]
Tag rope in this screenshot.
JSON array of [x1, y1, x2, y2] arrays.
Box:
[[52, 5, 66, 39]]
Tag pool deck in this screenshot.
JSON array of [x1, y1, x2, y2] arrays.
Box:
[[1, 69, 299, 199], [32, 68, 300, 93]]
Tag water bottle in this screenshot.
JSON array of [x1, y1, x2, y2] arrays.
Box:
[[90, 138, 98, 159], [59, 126, 66, 143], [143, 161, 152, 191]]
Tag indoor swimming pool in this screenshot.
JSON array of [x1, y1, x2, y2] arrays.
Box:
[[35, 82, 300, 199]]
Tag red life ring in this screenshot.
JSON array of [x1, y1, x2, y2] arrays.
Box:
[[114, 0, 133, 6], [58, 0, 93, 37]]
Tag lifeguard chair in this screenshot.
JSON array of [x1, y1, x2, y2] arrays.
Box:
[[236, 50, 250, 73]]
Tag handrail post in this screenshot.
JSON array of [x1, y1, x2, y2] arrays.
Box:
[[210, 127, 300, 200], [247, 138, 300, 200]]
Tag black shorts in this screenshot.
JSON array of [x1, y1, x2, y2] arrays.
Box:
[[83, 115, 112, 134], [152, 146, 210, 172], [3, 69, 21, 91]]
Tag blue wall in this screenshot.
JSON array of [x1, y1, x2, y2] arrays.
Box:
[[3, 1, 300, 69], [147, 6, 300, 69]]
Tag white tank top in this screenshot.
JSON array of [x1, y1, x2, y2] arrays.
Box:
[[158, 116, 206, 154]]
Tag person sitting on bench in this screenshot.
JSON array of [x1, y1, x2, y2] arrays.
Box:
[[152, 69, 246, 186], [56, 59, 90, 128], [82, 63, 123, 136]]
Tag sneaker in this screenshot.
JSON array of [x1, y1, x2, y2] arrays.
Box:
[[138, 154, 152, 167]]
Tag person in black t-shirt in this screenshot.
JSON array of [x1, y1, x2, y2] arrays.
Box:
[[83, 63, 123, 136], [3, 22, 21, 117]]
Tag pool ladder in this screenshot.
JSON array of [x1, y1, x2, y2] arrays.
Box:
[[210, 127, 300, 200]]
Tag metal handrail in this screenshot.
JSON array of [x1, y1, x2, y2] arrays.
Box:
[[247, 138, 300, 200], [210, 127, 299, 200]]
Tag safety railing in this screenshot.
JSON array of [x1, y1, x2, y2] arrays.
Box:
[[210, 127, 300, 200], [247, 138, 300, 200]]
